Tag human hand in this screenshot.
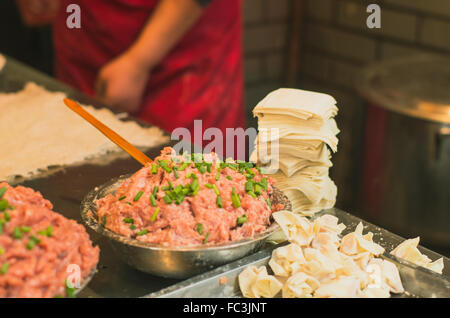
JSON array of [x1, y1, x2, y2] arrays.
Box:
[[95, 51, 150, 114]]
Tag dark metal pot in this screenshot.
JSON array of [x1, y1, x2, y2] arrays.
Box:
[[356, 55, 450, 248]]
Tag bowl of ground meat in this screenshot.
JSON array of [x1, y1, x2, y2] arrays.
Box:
[[81, 147, 290, 279], [0, 183, 99, 298]]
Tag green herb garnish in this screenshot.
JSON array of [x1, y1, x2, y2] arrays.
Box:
[[0, 263, 9, 275], [134, 191, 144, 202], [163, 195, 173, 204], [0, 187, 7, 198], [195, 223, 204, 235], [0, 199, 8, 211], [150, 194, 157, 207], [203, 232, 210, 244], [266, 198, 272, 210], [216, 196, 223, 208], [13, 227, 22, 239], [123, 218, 134, 224], [20, 226, 31, 233], [237, 214, 248, 226], [151, 207, 160, 222], [231, 188, 241, 208], [118, 196, 126, 201], [137, 229, 148, 236]]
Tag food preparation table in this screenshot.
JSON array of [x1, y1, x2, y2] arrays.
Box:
[[1, 56, 449, 298]]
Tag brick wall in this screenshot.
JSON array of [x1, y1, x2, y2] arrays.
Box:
[[242, 0, 450, 211], [242, 0, 293, 128]]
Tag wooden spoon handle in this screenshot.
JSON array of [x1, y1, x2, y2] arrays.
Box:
[[63, 98, 152, 166]]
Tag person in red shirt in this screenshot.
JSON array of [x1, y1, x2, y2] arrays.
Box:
[[17, 0, 246, 156]]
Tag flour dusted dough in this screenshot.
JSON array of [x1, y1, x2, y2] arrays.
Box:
[[0, 83, 169, 181]]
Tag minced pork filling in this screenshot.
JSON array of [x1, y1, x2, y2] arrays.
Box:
[[97, 147, 284, 247], [0, 183, 99, 298]]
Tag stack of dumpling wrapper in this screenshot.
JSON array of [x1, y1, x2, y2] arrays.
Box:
[[251, 88, 339, 215]]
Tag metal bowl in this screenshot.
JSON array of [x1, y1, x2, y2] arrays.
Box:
[[81, 174, 291, 279]]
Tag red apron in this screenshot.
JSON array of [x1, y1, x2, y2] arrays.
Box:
[[53, 0, 245, 154]]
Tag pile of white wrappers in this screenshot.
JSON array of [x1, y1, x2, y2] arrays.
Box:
[[251, 88, 339, 215]]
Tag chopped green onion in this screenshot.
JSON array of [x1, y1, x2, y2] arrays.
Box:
[[205, 183, 213, 189], [45, 226, 53, 237], [20, 226, 31, 233], [38, 226, 53, 237], [151, 163, 159, 174], [134, 191, 144, 202], [151, 207, 160, 222], [65, 280, 76, 298], [125, 202, 132, 206], [102, 215, 107, 226], [0, 187, 7, 198], [216, 196, 223, 208], [0, 247, 4, 255], [237, 214, 248, 226], [0, 263, 9, 275], [245, 167, 255, 176], [178, 162, 189, 171], [123, 218, 134, 224], [203, 232, 210, 244], [30, 235, 41, 244], [118, 196, 126, 201], [150, 194, 157, 207], [185, 172, 197, 179], [130, 225, 136, 230], [254, 184, 262, 196], [226, 176, 232, 181], [266, 198, 272, 210], [195, 163, 206, 174], [212, 184, 220, 196], [259, 178, 268, 190], [195, 223, 203, 235], [152, 186, 159, 196], [248, 191, 257, 198], [26, 240, 36, 250], [215, 172, 220, 181], [4, 211, 10, 221], [163, 195, 173, 204], [173, 168, 179, 179], [205, 162, 212, 173], [231, 188, 241, 208], [0, 200, 8, 211], [13, 227, 22, 239], [191, 178, 199, 192], [161, 185, 170, 191], [245, 181, 254, 192], [158, 160, 172, 173], [137, 229, 148, 236]]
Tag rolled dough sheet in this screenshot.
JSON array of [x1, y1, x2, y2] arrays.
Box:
[[0, 82, 169, 181]]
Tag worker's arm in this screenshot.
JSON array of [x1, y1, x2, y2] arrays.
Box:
[[96, 0, 206, 113]]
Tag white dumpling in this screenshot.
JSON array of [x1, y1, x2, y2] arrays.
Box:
[[269, 243, 305, 277], [314, 276, 361, 298], [238, 266, 267, 298], [391, 237, 443, 274], [273, 211, 314, 246], [282, 272, 320, 298]]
